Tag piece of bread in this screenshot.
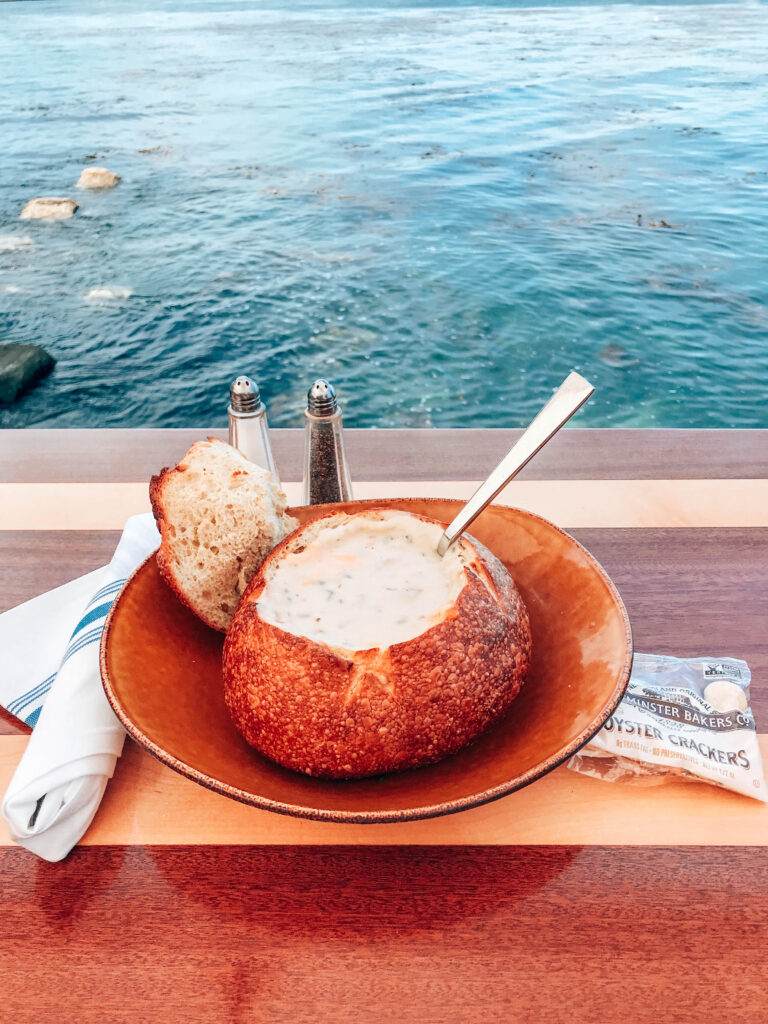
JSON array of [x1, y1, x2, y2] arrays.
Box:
[[223, 508, 532, 778], [150, 438, 297, 632]]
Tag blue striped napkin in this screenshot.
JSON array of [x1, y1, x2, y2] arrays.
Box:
[[1, 513, 160, 861], [5, 576, 127, 729]]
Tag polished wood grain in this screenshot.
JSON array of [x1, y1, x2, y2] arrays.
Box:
[[2, 427, 767, 482], [0, 531, 119, 616], [1, 845, 767, 1024]]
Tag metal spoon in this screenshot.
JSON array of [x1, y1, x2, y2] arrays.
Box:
[[437, 371, 595, 556]]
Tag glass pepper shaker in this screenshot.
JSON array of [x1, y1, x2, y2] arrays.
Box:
[[301, 379, 353, 505], [228, 375, 280, 485]]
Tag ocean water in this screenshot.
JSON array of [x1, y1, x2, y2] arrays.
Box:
[[1, 0, 767, 428]]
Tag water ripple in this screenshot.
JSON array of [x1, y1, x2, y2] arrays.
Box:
[[1, 0, 767, 429]]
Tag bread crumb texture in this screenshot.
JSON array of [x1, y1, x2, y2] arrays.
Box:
[[223, 510, 532, 778], [150, 438, 297, 631]]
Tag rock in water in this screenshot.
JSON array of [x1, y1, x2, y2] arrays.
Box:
[[598, 343, 639, 369], [0, 234, 33, 251], [20, 197, 78, 220], [83, 285, 133, 302], [77, 167, 120, 189], [0, 344, 55, 404]]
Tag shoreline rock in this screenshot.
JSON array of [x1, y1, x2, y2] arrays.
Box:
[[20, 197, 78, 220], [0, 344, 55, 404], [77, 167, 120, 189]]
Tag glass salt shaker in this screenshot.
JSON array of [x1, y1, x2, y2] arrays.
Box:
[[228, 375, 280, 485], [301, 379, 353, 505]]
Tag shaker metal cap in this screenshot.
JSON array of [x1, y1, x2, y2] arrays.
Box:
[[229, 375, 261, 414], [307, 378, 338, 416]]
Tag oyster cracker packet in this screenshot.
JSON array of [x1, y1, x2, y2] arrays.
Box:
[[568, 653, 767, 802]]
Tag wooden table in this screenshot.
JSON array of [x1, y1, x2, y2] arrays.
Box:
[[1, 428, 767, 1023]]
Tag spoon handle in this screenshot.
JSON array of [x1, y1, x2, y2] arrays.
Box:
[[437, 371, 595, 556]]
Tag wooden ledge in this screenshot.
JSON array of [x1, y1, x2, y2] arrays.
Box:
[[2, 735, 766, 849], [1, 478, 767, 530]]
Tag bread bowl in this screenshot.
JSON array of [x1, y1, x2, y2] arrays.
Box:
[[223, 508, 532, 778]]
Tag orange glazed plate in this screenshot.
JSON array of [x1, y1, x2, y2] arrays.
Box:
[[100, 498, 632, 823]]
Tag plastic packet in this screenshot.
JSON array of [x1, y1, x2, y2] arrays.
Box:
[[568, 653, 767, 802]]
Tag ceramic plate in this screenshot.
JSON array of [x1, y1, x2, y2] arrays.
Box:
[[100, 497, 632, 823]]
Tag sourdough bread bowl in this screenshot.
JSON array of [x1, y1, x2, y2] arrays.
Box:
[[223, 508, 532, 778]]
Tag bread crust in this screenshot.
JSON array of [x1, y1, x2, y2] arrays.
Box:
[[150, 437, 296, 633], [223, 510, 532, 778]]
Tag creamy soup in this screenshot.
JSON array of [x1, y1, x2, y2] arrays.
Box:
[[257, 512, 466, 650]]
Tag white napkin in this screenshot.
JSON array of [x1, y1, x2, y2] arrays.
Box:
[[1, 513, 160, 861]]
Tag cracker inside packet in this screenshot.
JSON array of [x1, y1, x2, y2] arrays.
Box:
[[568, 654, 767, 802]]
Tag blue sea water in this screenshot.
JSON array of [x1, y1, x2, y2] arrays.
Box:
[[1, 0, 767, 428]]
